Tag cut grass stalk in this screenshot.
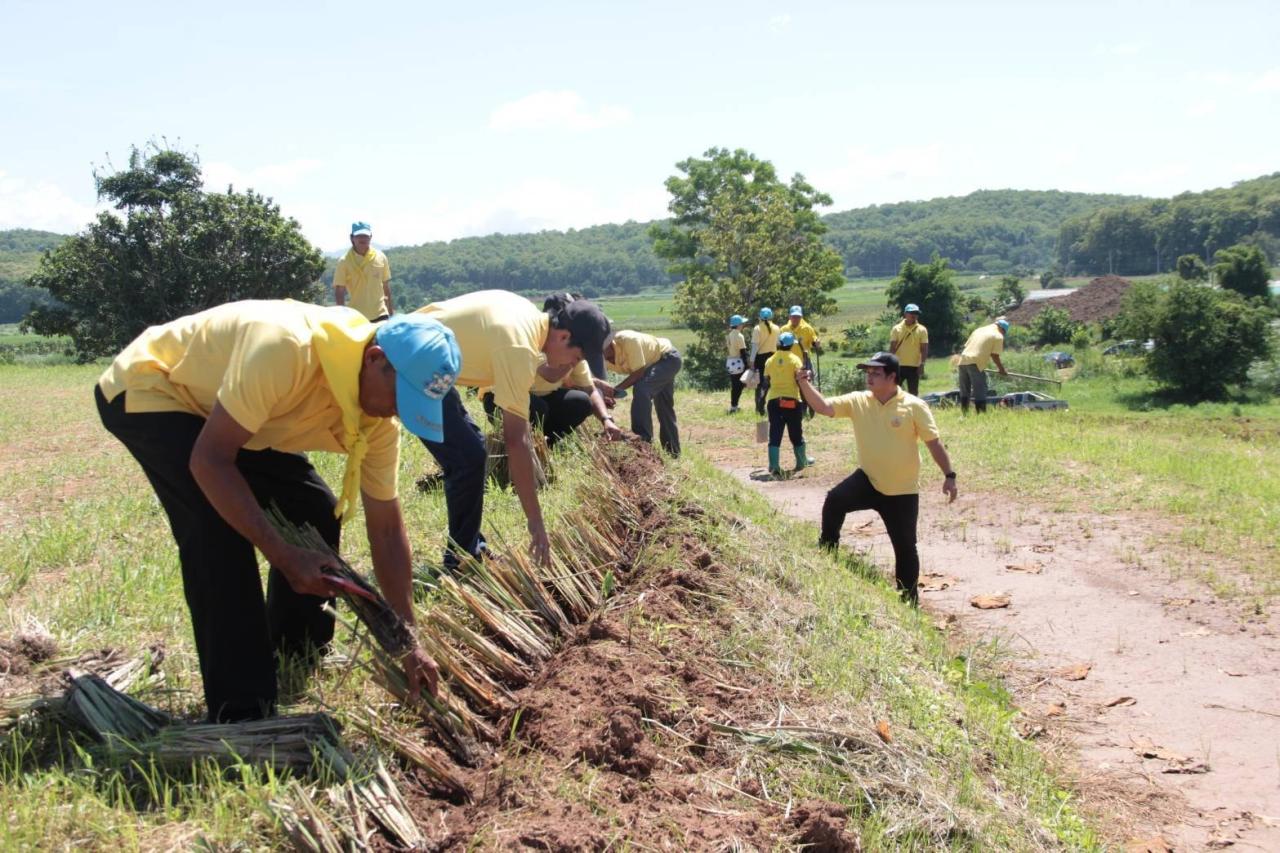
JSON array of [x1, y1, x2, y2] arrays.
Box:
[[343, 708, 471, 802]]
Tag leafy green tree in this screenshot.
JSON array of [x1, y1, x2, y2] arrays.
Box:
[[24, 143, 324, 360], [995, 274, 1025, 311], [1029, 306, 1080, 345], [1070, 325, 1093, 351], [1040, 270, 1065, 289], [1176, 253, 1208, 281], [1146, 280, 1271, 399], [885, 255, 966, 353], [1112, 279, 1166, 342], [650, 147, 845, 383], [1213, 243, 1271, 299]]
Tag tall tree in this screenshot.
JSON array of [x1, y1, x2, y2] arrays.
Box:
[[1176, 253, 1208, 281], [1146, 280, 1271, 400], [24, 143, 324, 360], [650, 147, 845, 376], [1213, 243, 1271, 299], [885, 256, 966, 353]]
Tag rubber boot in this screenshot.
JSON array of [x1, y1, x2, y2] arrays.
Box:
[[793, 443, 808, 472], [767, 446, 782, 478]]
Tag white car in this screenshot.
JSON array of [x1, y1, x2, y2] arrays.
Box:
[[997, 391, 1069, 411]]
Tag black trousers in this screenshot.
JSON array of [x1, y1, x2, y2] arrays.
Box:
[[752, 352, 772, 415], [898, 365, 920, 396], [729, 372, 745, 408], [96, 386, 338, 722], [766, 398, 805, 448], [819, 469, 921, 601], [483, 389, 593, 448], [421, 388, 488, 570]]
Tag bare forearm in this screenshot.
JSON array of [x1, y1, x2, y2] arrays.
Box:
[[503, 417, 545, 531], [383, 282, 394, 313], [614, 367, 647, 393], [334, 286, 347, 307], [926, 439, 953, 474], [587, 386, 610, 421], [920, 344, 929, 363], [796, 376, 834, 416], [991, 354, 1007, 373], [366, 500, 414, 623]]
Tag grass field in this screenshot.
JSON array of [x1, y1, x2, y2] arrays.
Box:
[[0, 361, 1103, 848]]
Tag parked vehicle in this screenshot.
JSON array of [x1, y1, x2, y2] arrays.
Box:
[[1043, 351, 1074, 367], [921, 389, 1001, 408], [997, 391, 1069, 411], [1103, 339, 1154, 355]]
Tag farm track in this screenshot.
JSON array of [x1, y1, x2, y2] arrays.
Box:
[[708, 438, 1280, 852]]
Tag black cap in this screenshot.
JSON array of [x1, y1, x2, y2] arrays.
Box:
[[856, 351, 900, 374], [559, 300, 611, 378]]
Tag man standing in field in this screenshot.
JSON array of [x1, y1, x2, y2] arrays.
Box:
[[889, 303, 928, 396], [796, 351, 957, 604], [957, 318, 1010, 414], [597, 329, 682, 457], [782, 305, 821, 369], [334, 221, 394, 321], [416, 290, 611, 569], [96, 302, 454, 721]]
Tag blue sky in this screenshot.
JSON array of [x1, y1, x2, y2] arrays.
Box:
[[2, 0, 1277, 252]]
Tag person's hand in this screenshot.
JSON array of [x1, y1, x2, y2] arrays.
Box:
[[795, 368, 812, 382], [920, 370, 927, 380], [813, 341, 823, 354], [943, 478, 958, 504], [603, 419, 625, 441], [998, 368, 1009, 377], [528, 522, 551, 567], [401, 646, 439, 699], [273, 544, 344, 598]]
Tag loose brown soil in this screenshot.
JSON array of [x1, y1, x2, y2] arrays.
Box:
[[1006, 275, 1133, 326], [705, 439, 1280, 852], [397, 441, 856, 849]]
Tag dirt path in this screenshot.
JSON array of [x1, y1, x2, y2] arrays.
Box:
[[703, 442, 1280, 850]]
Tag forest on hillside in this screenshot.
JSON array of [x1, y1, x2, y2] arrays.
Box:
[[1057, 172, 1280, 276], [4, 175, 1277, 324]]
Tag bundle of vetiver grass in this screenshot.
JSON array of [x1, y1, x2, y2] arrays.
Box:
[[484, 426, 550, 489], [267, 505, 417, 658], [61, 672, 354, 777]]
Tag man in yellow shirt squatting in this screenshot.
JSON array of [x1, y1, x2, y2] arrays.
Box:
[[888, 303, 928, 396], [97, 301, 458, 722], [334, 221, 394, 321], [957, 318, 1010, 414], [797, 351, 957, 605], [596, 329, 682, 457], [416, 291, 612, 569], [763, 331, 808, 477]]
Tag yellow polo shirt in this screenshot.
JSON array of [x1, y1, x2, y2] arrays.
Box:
[[334, 248, 391, 321], [606, 331, 674, 375], [830, 387, 940, 496], [532, 358, 592, 397], [725, 329, 746, 357], [751, 321, 780, 355], [784, 319, 818, 355], [890, 320, 929, 367], [416, 290, 547, 420], [958, 324, 1005, 370], [97, 300, 399, 501], [764, 350, 804, 402]]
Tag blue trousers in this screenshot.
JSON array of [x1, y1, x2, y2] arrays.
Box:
[[419, 388, 488, 570]]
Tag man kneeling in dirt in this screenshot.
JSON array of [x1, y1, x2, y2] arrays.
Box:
[[97, 302, 452, 721], [796, 352, 957, 603]]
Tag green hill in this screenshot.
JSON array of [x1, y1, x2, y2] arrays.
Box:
[[1058, 172, 1280, 276], [0, 229, 64, 324]]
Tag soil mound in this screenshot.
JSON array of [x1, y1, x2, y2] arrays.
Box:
[[1006, 275, 1132, 326]]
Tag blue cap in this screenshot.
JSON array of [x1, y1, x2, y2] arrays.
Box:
[[375, 315, 462, 442], [759, 307, 773, 320], [904, 303, 921, 314], [789, 305, 803, 317], [729, 314, 745, 327], [351, 221, 373, 237], [996, 318, 1010, 332], [778, 331, 797, 349]]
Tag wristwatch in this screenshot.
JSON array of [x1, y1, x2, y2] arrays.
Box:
[[945, 472, 956, 479]]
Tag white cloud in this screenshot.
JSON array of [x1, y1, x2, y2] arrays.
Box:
[[488, 91, 632, 132], [769, 13, 792, 30], [1250, 68, 1280, 93], [201, 157, 323, 193], [0, 170, 99, 233], [1185, 99, 1217, 118]]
